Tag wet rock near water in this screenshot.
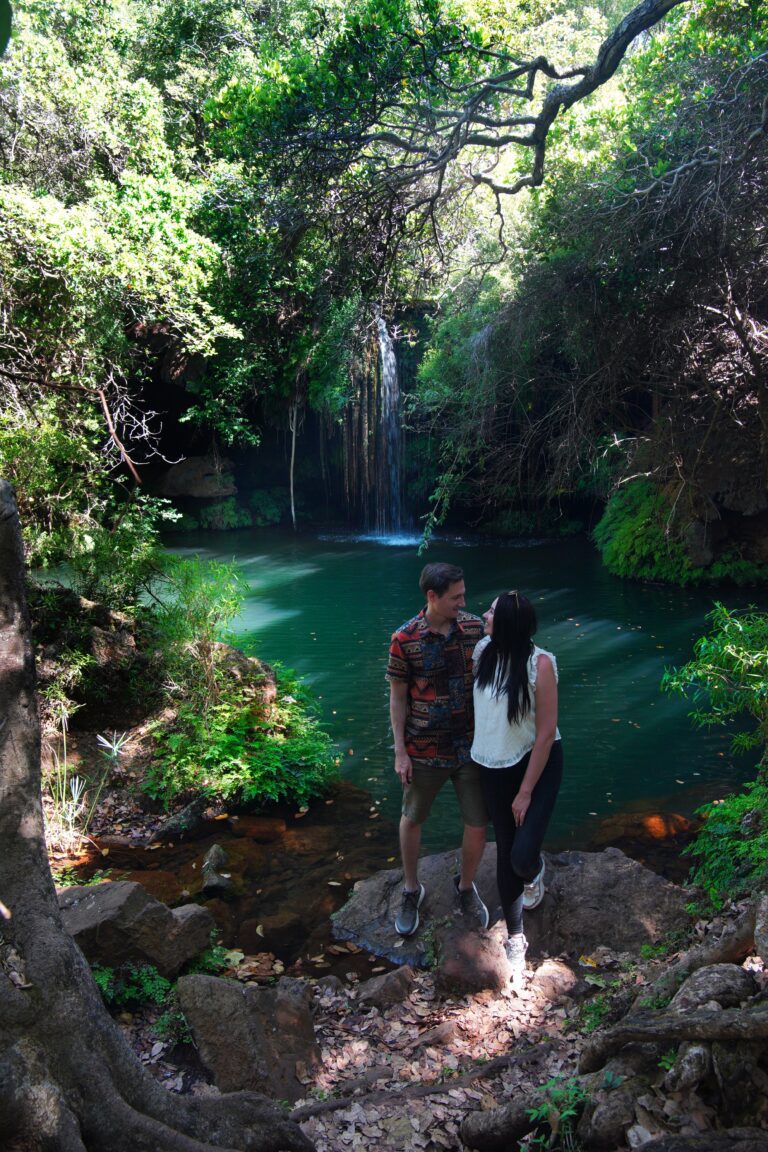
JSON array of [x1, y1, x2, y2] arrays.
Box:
[[176, 973, 321, 1102], [58, 880, 214, 976], [67, 781, 397, 981], [332, 845, 689, 986], [201, 843, 235, 896]]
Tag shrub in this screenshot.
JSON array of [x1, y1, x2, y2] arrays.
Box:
[[595, 479, 768, 585], [248, 487, 292, 527], [664, 603, 768, 905], [662, 603, 768, 761], [147, 556, 247, 707], [684, 779, 768, 904], [197, 498, 252, 531], [144, 664, 338, 809], [92, 962, 172, 1009], [593, 479, 695, 583]]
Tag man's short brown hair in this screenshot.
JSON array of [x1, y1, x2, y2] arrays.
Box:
[[419, 563, 464, 597]]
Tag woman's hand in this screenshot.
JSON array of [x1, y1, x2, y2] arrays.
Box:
[[511, 789, 531, 827]]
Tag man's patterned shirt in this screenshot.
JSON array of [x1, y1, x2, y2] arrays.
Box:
[[386, 609, 484, 769]]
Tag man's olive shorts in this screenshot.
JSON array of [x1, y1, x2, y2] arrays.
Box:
[[401, 760, 488, 827]]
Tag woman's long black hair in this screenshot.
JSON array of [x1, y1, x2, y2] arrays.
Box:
[[475, 591, 537, 724]]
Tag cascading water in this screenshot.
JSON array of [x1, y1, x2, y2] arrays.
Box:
[[375, 315, 403, 534]]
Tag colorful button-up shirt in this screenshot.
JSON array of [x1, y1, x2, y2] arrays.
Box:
[[386, 609, 484, 768]]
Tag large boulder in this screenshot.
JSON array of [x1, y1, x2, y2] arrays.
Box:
[[357, 965, 415, 1009], [332, 846, 689, 976], [433, 921, 509, 996], [58, 881, 214, 976], [668, 964, 758, 1014], [158, 456, 237, 499], [176, 974, 320, 1102]]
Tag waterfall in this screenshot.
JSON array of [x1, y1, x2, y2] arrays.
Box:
[[339, 310, 406, 533], [375, 315, 402, 534]]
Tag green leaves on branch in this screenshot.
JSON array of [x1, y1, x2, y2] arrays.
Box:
[[663, 602, 768, 764], [664, 602, 768, 905]]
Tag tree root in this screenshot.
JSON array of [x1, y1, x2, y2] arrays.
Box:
[[290, 1042, 552, 1121], [642, 1130, 768, 1151], [580, 1002, 768, 1074], [641, 906, 757, 1008], [1, 1032, 315, 1152]]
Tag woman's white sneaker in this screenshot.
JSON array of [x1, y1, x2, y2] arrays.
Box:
[[505, 933, 528, 978], [523, 857, 546, 910]]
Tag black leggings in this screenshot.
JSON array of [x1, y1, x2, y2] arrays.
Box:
[[479, 741, 563, 935]]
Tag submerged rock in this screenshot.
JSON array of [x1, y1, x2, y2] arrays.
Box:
[[201, 843, 234, 896]]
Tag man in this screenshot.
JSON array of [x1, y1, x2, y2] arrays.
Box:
[[387, 562, 489, 936]]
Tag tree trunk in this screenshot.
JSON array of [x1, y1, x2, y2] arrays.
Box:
[[288, 401, 298, 531], [0, 479, 313, 1152]]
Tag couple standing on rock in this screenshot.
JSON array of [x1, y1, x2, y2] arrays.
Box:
[[387, 562, 563, 978]]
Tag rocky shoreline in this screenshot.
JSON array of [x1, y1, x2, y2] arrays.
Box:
[[56, 841, 768, 1152]]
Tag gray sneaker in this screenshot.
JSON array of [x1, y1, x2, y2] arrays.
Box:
[[523, 857, 546, 910], [395, 883, 425, 936], [505, 932, 528, 978], [453, 875, 490, 929]]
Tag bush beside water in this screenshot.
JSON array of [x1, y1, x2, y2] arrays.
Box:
[[594, 479, 768, 586]]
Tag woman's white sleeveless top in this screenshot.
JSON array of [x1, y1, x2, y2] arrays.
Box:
[[471, 637, 560, 769]]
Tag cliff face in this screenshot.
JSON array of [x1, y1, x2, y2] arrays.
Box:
[[651, 408, 768, 570]]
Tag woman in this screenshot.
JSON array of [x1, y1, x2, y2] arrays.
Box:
[[472, 591, 563, 977]]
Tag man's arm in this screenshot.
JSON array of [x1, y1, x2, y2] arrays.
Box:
[[389, 679, 413, 785]]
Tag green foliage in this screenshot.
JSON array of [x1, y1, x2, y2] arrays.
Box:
[[593, 480, 695, 584], [151, 1002, 193, 1045], [525, 1077, 587, 1151], [658, 1048, 678, 1072], [70, 496, 180, 606], [577, 992, 613, 1034], [306, 293, 366, 418], [148, 556, 247, 706], [248, 487, 292, 527], [663, 603, 768, 760], [639, 941, 667, 961], [145, 664, 338, 808], [92, 962, 172, 1009], [184, 939, 235, 975], [52, 867, 114, 887], [684, 778, 768, 903], [0, 0, 10, 57], [196, 497, 252, 531], [594, 482, 768, 586]]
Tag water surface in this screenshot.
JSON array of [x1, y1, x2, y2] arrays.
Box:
[[169, 530, 766, 853]]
